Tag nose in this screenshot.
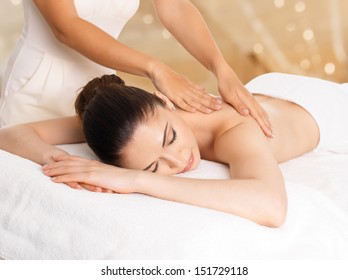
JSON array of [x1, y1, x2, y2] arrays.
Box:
[[161, 148, 186, 170]]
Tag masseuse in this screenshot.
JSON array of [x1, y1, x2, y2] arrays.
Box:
[[0, 0, 271, 136]]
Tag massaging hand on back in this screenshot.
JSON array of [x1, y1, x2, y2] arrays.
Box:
[[215, 65, 273, 137], [152, 63, 273, 138]]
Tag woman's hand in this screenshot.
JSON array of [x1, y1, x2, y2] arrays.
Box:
[[216, 66, 274, 138], [42, 155, 138, 194], [150, 63, 222, 114], [63, 181, 115, 193]]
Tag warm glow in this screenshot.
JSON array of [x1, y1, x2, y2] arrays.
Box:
[[294, 1, 306, 13], [300, 59, 311, 69], [142, 14, 154, 25], [274, 0, 285, 8], [324, 63, 336, 75], [303, 29, 314, 41]]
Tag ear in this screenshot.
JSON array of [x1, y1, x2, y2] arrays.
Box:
[[153, 91, 176, 111]]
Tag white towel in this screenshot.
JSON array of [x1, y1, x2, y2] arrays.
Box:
[[1, 144, 348, 259]]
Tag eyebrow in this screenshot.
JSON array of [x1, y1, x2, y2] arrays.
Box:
[[142, 121, 168, 171], [162, 122, 168, 148]]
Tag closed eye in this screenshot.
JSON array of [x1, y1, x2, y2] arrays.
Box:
[[169, 129, 177, 144], [152, 162, 159, 173], [151, 129, 176, 173]]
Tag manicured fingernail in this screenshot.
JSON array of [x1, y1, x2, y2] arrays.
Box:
[[51, 177, 57, 181]]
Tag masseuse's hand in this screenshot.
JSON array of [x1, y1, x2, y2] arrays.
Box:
[[42, 155, 137, 194], [216, 66, 274, 138], [151, 63, 222, 114]]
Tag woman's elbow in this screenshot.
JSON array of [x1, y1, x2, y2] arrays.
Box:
[[49, 20, 79, 46], [51, 27, 70, 45], [265, 196, 287, 228], [261, 186, 288, 228]]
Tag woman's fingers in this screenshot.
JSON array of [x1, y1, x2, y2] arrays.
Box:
[[66, 182, 83, 190], [238, 91, 273, 137], [42, 160, 97, 184], [78, 183, 103, 192], [185, 91, 223, 113], [180, 85, 222, 113], [43, 162, 95, 174], [42, 156, 122, 194], [65, 182, 114, 194], [42, 156, 101, 175], [50, 172, 89, 185], [52, 154, 94, 162], [153, 67, 222, 113], [223, 86, 273, 138]]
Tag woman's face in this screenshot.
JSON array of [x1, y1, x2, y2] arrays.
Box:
[[121, 106, 201, 175]]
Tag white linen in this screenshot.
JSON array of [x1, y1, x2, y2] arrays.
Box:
[[1, 144, 348, 260]]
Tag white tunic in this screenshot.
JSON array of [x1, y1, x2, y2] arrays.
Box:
[[0, 0, 139, 126]]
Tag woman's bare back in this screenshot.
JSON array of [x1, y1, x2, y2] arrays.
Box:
[[179, 94, 320, 164], [254, 94, 319, 162]]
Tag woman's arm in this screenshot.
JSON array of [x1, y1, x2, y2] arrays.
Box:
[[33, 0, 156, 77], [0, 117, 84, 165], [33, 0, 220, 113], [42, 118, 286, 227], [153, 0, 273, 137], [153, 0, 223, 74]]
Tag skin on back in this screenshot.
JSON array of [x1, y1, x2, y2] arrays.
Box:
[[179, 93, 320, 165]]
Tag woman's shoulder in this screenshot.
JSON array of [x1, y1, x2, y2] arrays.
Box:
[[213, 107, 268, 164]]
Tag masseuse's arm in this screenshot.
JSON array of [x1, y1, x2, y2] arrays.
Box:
[[0, 117, 84, 165], [33, 0, 219, 113], [44, 118, 286, 227], [153, 0, 273, 137]]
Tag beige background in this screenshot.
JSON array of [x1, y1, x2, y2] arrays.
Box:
[[1, 0, 347, 94]]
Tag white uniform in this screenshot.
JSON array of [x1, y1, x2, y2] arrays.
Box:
[[0, 0, 139, 126], [246, 73, 348, 153]]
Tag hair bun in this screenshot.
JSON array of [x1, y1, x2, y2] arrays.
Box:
[[75, 74, 125, 118], [100, 74, 125, 86]]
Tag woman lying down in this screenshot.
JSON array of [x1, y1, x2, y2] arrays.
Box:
[[1, 73, 348, 228]]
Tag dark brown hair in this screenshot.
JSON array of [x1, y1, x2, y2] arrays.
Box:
[[75, 74, 165, 166]]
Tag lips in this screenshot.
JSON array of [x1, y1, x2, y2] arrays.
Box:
[[181, 152, 194, 173]]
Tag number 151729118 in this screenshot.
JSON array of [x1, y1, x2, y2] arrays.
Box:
[[194, 266, 248, 276]]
